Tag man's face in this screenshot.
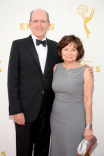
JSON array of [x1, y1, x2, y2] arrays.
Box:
[[29, 10, 50, 40]]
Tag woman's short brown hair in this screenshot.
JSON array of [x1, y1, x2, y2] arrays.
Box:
[[57, 35, 84, 61]]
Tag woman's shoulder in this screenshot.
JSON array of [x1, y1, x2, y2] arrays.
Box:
[[53, 63, 61, 73], [84, 66, 91, 74], [84, 66, 93, 81], [53, 64, 57, 73]]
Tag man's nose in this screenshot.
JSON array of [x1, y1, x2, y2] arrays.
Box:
[[38, 21, 42, 27]]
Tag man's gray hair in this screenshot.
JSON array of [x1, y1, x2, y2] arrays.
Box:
[[30, 9, 49, 21]]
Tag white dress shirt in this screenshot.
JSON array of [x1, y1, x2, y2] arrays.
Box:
[[31, 34, 48, 74]]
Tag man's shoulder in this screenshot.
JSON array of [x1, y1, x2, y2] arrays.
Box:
[[47, 38, 57, 45], [13, 36, 31, 44]]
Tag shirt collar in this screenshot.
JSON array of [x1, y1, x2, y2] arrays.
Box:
[[31, 34, 46, 45]]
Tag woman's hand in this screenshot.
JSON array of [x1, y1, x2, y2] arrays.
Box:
[[84, 128, 93, 141]]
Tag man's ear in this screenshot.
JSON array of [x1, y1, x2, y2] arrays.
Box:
[[48, 21, 50, 30], [29, 20, 31, 29]]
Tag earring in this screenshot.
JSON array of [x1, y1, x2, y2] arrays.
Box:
[[76, 53, 79, 61], [77, 53, 79, 58], [60, 53, 64, 61]]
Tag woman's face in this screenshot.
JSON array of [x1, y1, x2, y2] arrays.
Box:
[[61, 42, 78, 62]]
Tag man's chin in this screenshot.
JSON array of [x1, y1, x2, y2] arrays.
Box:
[[36, 35, 45, 40]]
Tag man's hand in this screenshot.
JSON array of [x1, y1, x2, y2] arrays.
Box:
[[13, 113, 25, 125], [85, 64, 94, 78]]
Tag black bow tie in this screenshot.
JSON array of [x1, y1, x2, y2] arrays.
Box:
[[36, 39, 47, 47]]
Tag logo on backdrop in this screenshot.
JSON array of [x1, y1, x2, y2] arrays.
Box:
[[78, 60, 101, 73], [1, 151, 6, 156], [77, 5, 95, 38], [0, 61, 2, 72], [20, 23, 54, 30]]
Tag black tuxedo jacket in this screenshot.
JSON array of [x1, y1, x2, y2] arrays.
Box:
[[8, 35, 61, 122]]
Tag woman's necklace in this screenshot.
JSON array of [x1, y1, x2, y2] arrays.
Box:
[[66, 68, 72, 75], [63, 62, 78, 75]]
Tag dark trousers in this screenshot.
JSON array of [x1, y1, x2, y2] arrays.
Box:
[[15, 98, 51, 156]]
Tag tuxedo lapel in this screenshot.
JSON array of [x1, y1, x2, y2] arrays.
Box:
[[44, 39, 53, 75], [25, 35, 42, 71], [25, 36, 53, 76]]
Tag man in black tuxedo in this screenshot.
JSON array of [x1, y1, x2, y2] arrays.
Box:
[[8, 9, 60, 156]]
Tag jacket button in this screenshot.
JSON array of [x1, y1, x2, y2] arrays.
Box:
[[40, 91, 44, 95]]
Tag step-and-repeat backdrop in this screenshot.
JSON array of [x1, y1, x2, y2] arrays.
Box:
[[0, 0, 104, 156]]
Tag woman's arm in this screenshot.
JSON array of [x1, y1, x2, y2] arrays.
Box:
[[83, 67, 94, 140], [53, 64, 57, 74]]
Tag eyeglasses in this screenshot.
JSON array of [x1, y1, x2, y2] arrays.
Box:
[[30, 20, 48, 25]]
